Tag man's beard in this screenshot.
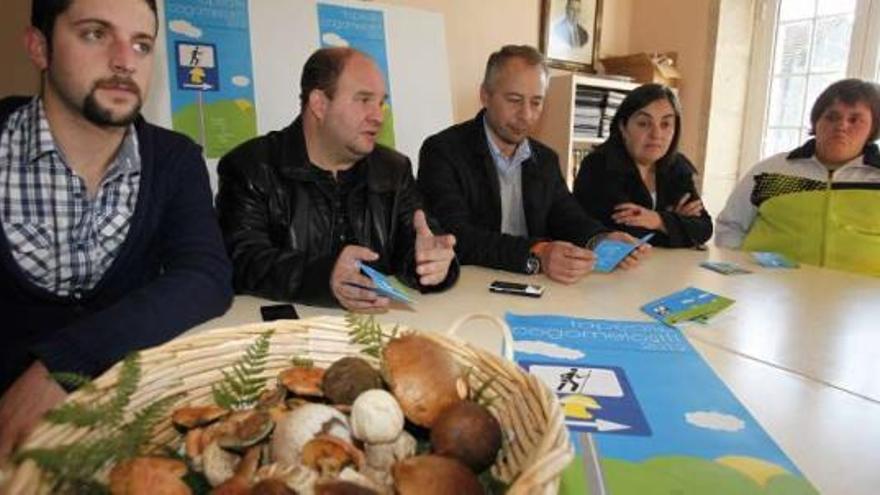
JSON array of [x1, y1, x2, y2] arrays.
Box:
[[81, 76, 143, 127]]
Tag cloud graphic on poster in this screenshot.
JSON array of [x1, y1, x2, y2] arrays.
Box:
[[514, 341, 584, 360], [322, 32, 349, 47], [685, 411, 745, 432], [169, 20, 202, 38], [231, 75, 251, 87]]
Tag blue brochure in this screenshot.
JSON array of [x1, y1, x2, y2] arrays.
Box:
[[751, 251, 800, 268], [507, 313, 818, 495], [356, 262, 414, 304], [593, 234, 654, 273], [699, 261, 752, 275], [641, 286, 734, 325]]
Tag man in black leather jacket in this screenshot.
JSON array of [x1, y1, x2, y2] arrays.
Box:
[[418, 45, 646, 285], [216, 48, 458, 311]]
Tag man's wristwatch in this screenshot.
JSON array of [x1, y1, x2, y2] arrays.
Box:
[[525, 252, 542, 275]]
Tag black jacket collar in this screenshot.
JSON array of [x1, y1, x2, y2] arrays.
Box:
[[787, 138, 880, 168]]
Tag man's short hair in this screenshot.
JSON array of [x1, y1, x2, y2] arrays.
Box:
[[299, 47, 360, 110], [32, 0, 159, 48], [482, 45, 549, 92], [810, 78, 880, 142]]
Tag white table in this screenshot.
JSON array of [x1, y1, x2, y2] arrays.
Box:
[[191, 247, 880, 494]]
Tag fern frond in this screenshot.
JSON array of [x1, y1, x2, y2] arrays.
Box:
[[44, 353, 142, 427], [290, 354, 314, 368], [346, 313, 389, 358], [114, 393, 181, 459], [212, 330, 273, 409], [50, 372, 95, 392], [16, 353, 179, 492]]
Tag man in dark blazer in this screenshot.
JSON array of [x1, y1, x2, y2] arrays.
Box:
[[418, 45, 647, 285]]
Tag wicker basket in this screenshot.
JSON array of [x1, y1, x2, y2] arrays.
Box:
[[3, 315, 573, 494]]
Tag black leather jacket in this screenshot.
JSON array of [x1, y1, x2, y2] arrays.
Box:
[[216, 117, 458, 306]]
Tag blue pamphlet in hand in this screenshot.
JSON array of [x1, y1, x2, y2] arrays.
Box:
[[356, 261, 414, 304], [593, 233, 654, 273], [641, 287, 734, 326], [751, 251, 799, 268]]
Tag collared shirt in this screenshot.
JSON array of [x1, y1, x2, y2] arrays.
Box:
[[0, 97, 141, 297], [483, 117, 531, 237]]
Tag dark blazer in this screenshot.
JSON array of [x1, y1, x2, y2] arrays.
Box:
[[417, 110, 607, 273], [573, 141, 713, 247], [0, 97, 233, 393], [216, 117, 458, 307]]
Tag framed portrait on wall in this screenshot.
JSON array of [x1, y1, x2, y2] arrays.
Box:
[[540, 0, 602, 72]]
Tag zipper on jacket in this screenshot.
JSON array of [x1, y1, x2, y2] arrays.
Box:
[[819, 168, 834, 266]]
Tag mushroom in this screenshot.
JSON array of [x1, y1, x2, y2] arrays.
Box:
[[364, 430, 416, 472], [321, 357, 383, 405], [350, 390, 404, 444], [392, 455, 484, 495], [108, 457, 189, 495], [279, 366, 326, 398], [271, 403, 351, 466], [171, 404, 228, 432], [250, 478, 297, 495], [430, 401, 502, 473], [381, 335, 462, 427], [314, 480, 378, 495], [203, 440, 243, 487], [254, 463, 319, 493], [216, 410, 275, 452], [301, 435, 365, 477], [211, 445, 262, 495]]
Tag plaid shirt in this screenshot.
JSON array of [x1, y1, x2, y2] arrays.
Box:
[[0, 98, 141, 297]]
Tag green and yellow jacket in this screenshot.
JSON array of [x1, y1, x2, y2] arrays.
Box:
[[716, 140, 880, 277]]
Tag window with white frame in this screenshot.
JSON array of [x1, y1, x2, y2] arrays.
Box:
[[742, 0, 880, 167]]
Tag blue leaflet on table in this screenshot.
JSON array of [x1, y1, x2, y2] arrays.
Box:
[[641, 286, 734, 325], [751, 251, 800, 268]]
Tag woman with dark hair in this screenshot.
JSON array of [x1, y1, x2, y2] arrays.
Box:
[[572, 84, 712, 247], [716, 78, 880, 276]]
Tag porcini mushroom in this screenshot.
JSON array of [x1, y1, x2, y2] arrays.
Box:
[[381, 335, 461, 427], [392, 455, 484, 495], [271, 403, 351, 466], [430, 401, 502, 472], [321, 357, 383, 405], [350, 390, 404, 444], [108, 457, 189, 495]]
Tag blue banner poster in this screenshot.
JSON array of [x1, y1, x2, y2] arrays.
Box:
[[507, 313, 818, 495], [164, 0, 257, 158], [317, 3, 395, 148]]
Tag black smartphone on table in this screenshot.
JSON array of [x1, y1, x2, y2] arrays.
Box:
[[260, 303, 299, 321], [488, 280, 544, 298]]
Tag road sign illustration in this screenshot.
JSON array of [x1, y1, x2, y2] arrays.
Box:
[[526, 362, 651, 436], [176, 41, 219, 91]]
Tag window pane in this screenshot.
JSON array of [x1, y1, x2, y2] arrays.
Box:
[[768, 76, 806, 127], [816, 0, 855, 16], [803, 73, 844, 126], [774, 21, 813, 74], [810, 15, 853, 72], [779, 0, 815, 21], [764, 128, 802, 156]]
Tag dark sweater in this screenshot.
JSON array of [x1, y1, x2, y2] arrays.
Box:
[[573, 141, 713, 247], [0, 97, 233, 393]]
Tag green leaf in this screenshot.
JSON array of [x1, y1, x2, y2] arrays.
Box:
[[346, 313, 389, 358], [211, 330, 274, 409]]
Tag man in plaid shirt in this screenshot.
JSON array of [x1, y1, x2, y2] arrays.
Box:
[[0, 0, 232, 458]]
